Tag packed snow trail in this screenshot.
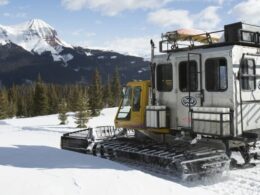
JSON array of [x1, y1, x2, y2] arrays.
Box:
[[0, 108, 259, 195]]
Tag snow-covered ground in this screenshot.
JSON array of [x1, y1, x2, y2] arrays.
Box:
[[0, 108, 260, 195]]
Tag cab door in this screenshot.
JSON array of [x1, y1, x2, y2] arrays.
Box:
[[238, 55, 260, 132], [130, 85, 143, 127], [176, 55, 202, 129], [115, 81, 149, 129]]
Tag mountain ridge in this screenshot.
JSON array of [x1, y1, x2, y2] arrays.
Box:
[[0, 19, 150, 86]]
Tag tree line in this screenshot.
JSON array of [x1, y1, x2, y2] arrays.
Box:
[[0, 68, 121, 120]]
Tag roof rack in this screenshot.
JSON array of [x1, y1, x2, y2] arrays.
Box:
[[159, 22, 260, 53]]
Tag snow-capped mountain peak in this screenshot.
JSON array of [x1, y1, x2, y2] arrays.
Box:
[[0, 19, 72, 61], [27, 19, 54, 30], [13, 19, 55, 31], [19, 19, 57, 39]]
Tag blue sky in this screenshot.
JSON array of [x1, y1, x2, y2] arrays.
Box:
[[0, 0, 259, 56]]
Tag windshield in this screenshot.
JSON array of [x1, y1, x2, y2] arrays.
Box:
[[117, 87, 132, 119]]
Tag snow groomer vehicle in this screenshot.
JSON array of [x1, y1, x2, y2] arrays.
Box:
[[61, 22, 260, 180]]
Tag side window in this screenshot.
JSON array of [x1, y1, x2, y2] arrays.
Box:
[[157, 64, 173, 92], [133, 87, 141, 112], [241, 59, 256, 91], [117, 87, 132, 119], [179, 61, 198, 92], [205, 58, 228, 91]]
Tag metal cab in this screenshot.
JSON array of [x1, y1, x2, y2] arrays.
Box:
[[152, 22, 260, 139]]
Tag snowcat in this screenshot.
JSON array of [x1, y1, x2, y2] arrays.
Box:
[[61, 22, 260, 180]]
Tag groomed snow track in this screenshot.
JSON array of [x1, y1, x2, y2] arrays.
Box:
[[61, 127, 230, 180]]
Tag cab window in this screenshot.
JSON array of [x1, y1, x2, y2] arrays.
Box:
[[157, 64, 173, 92], [241, 59, 256, 91], [179, 61, 198, 92], [205, 58, 228, 91], [117, 87, 132, 119], [133, 87, 141, 112]]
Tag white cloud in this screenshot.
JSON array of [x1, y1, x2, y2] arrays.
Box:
[[3, 12, 27, 18], [231, 0, 260, 24], [148, 6, 221, 31], [72, 35, 160, 58], [0, 0, 8, 6], [92, 36, 160, 58], [61, 0, 172, 16], [191, 0, 226, 5], [147, 9, 193, 28], [196, 6, 220, 30], [218, 0, 225, 4]]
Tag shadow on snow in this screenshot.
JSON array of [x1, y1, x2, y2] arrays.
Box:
[[0, 144, 229, 187], [0, 145, 131, 171]]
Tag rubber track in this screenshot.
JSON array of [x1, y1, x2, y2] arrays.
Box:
[[95, 138, 230, 180]]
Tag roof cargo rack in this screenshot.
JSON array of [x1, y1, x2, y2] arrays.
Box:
[[159, 22, 260, 53], [159, 29, 223, 53]]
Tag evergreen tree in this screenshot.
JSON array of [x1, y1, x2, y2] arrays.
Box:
[[48, 84, 59, 114], [7, 85, 18, 117], [68, 84, 82, 112], [17, 97, 27, 117], [25, 85, 35, 117], [111, 67, 121, 106], [75, 92, 89, 128], [33, 75, 49, 116], [0, 89, 9, 119], [7, 100, 17, 117], [58, 99, 68, 125], [89, 68, 103, 116], [103, 75, 114, 107], [0, 82, 104, 119]]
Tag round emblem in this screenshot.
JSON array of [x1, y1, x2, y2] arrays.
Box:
[[181, 96, 197, 107]]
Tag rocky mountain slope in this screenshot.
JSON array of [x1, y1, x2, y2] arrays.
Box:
[[0, 19, 149, 86]]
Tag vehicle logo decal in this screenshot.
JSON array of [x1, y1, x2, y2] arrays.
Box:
[[181, 96, 197, 107]]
